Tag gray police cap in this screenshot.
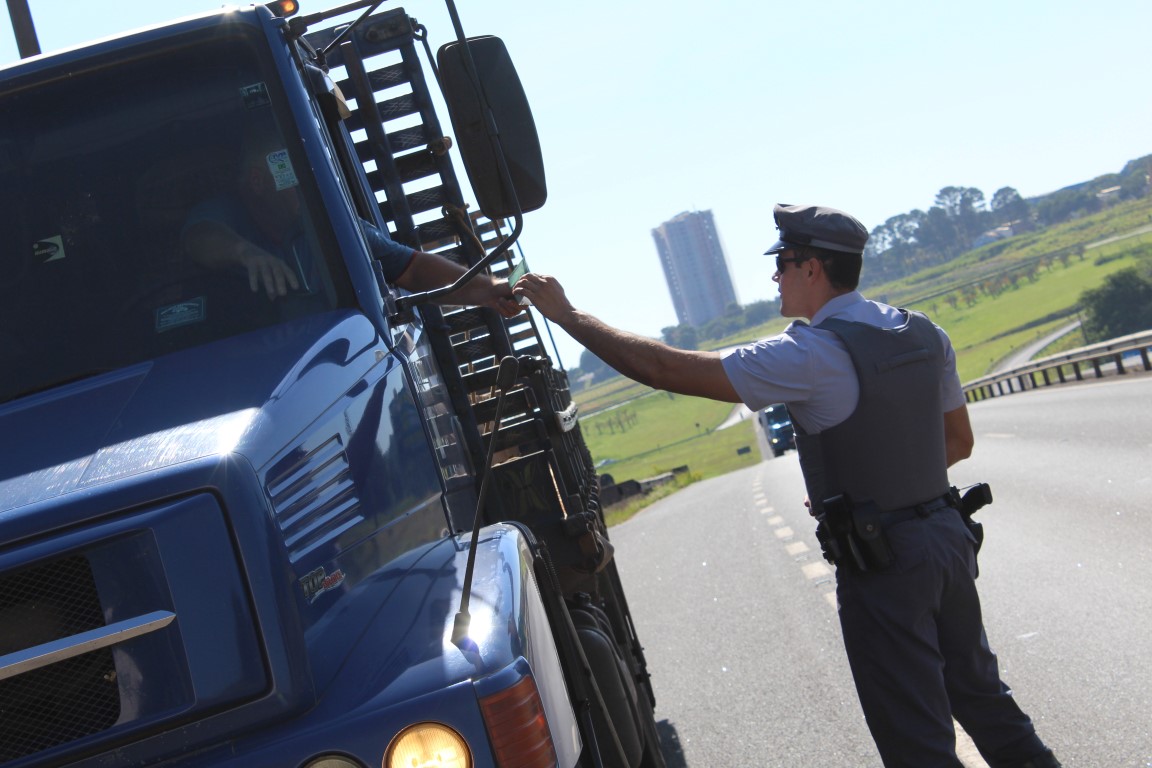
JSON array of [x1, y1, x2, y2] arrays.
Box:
[[763, 203, 869, 256]]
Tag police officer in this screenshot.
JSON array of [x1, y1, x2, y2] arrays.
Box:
[[513, 203, 1060, 768]]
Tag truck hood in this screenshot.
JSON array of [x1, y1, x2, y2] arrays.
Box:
[[0, 310, 383, 519]]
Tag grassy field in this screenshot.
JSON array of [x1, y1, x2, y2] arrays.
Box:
[[572, 197, 1152, 519], [906, 245, 1147, 381], [581, 390, 758, 484]]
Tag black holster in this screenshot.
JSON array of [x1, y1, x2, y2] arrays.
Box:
[[816, 494, 891, 572], [951, 483, 992, 557]]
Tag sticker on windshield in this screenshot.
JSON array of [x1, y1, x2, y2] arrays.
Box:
[[240, 82, 271, 109], [155, 296, 206, 332], [266, 149, 299, 191], [34, 235, 66, 263]]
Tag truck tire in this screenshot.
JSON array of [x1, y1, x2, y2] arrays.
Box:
[[570, 605, 643, 768]]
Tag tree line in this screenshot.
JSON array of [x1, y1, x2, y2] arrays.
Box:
[[861, 154, 1151, 286]]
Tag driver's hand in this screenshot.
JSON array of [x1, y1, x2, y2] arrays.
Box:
[[492, 295, 524, 318], [236, 245, 300, 299]]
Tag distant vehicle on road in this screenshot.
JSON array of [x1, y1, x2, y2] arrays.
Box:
[[759, 403, 796, 457]]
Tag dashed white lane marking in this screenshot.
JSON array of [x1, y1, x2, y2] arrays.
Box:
[[801, 561, 831, 580], [758, 480, 835, 607]]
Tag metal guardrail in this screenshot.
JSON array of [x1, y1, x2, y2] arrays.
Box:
[[963, 329, 1152, 402]]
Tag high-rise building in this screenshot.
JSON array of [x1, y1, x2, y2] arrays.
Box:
[[651, 210, 738, 328]]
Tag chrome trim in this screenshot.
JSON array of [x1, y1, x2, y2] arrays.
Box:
[[0, 610, 176, 681]]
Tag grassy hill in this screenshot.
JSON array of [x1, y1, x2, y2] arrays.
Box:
[[572, 196, 1152, 517]]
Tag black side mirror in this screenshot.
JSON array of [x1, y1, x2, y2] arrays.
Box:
[[437, 36, 546, 220]]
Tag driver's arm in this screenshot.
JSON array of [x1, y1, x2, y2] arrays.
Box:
[[363, 222, 520, 317], [394, 251, 521, 317]]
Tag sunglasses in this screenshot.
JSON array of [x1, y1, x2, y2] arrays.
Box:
[[774, 253, 811, 273]]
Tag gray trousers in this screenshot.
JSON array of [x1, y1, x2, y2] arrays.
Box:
[[836, 508, 1049, 768]]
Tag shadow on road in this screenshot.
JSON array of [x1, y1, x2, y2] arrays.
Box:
[[657, 719, 688, 768]]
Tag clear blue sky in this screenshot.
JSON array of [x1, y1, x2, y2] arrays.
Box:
[[4, 1, 1149, 370]]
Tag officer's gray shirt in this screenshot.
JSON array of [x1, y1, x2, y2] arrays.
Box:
[[721, 292, 965, 434]]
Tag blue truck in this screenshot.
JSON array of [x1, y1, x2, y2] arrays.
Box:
[[0, 3, 664, 766]]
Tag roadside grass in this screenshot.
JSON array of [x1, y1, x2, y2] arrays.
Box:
[[575, 375, 652, 414], [602, 472, 698, 527], [596, 417, 759, 522], [582, 391, 756, 483], [1035, 325, 1093, 358]]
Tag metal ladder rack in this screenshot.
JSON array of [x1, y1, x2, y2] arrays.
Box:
[[303, 8, 598, 523]]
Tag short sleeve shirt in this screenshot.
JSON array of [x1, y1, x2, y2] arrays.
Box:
[[363, 221, 417, 282], [721, 292, 965, 434]]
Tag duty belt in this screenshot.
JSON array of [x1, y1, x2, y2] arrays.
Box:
[[877, 493, 955, 528], [817, 487, 990, 571]]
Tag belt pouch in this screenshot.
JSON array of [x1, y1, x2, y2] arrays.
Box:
[[851, 502, 893, 570]]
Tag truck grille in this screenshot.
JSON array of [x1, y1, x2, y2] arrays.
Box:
[[0, 492, 265, 766], [0, 555, 120, 761]]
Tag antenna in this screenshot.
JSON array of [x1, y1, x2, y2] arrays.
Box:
[[452, 355, 520, 646]]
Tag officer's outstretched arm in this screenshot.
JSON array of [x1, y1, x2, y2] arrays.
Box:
[[944, 405, 974, 467], [514, 272, 741, 403]]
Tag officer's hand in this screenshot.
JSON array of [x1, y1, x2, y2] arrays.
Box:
[[512, 272, 573, 322]]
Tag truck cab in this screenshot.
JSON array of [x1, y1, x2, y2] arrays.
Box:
[[0, 3, 663, 767]]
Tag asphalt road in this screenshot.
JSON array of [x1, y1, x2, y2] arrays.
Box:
[[609, 375, 1152, 767]]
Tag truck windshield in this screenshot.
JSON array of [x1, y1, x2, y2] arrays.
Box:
[[0, 25, 350, 404]]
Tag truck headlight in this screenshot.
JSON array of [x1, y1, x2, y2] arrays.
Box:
[[304, 758, 362, 768], [385, 724, 471, 768]]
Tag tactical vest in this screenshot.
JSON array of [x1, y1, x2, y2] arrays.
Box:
[[795, 311, 949, 516]]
